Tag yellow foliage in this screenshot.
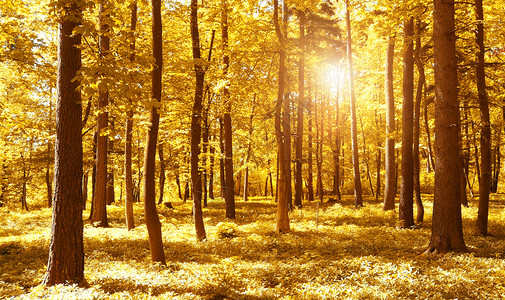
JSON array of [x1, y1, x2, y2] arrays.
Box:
[[1, 195, 505, 299]]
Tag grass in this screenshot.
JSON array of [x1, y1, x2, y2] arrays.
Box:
[[1, 194, 505, 299]]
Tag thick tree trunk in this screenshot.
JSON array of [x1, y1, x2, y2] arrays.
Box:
[[190, 0, 207, 240], [475, 0, 491, 236], [44, 0, 84, 284], [414, 21, 425, 224], [274, 0, 290, 233], [222, 0, 235, 218], [92, 0, 110, 227], [294, 10, 305, 208], [142, 0, 166, 264], [399, 17, 415, 229], [426, 0, 467, 253], [346, 0, 363, 208], [124, 0, 137, 231]]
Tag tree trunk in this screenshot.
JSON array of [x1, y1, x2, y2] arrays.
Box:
[[219, 118, 226, 198], [475, 0, 491, 236], [399, 17, 415, 229], [345, 0, 363, 208], [142, 0, 166, 265], [81, 171, 87, 210], [190, 0, 207, 240], [426, 0, 467, 253], [91, 0, 110, 228], [414, 20, 424, 224], [46, 164, 53, 208], [158, 142, 165, 205], [243, 97, 255, 202], [316, 94, 324, 202], [375, 112, 381, 202], [209, 139, 215, 199], [124, 0, 137, 231], [274, 0, 290, 233], [307, 73, 315, 202], [360, 118, 374, 196], [44, 0, 84, 284], [222, 0, 235, 218], [333, 76, 341, 201], [294, 10, 305, 208]]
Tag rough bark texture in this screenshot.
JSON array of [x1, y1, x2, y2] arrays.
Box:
[[345, 0, 363, 208], [399, 17, 415, 229], [294, 11, 305, 208], [44, 0, 84, 285], [190, 0, 207, 240], [414, 22, 425, 224], [124, 0, 137, 231], [142, 0, 166, 264], [91, 0, 110, 228], [222, 0, 235, 219], [475, 0, 491, 236], [426, 0, 467, 254], [274, 0, 290, 233], [383, 36, 396, 211]]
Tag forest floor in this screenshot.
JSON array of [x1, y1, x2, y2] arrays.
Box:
[[1, 194, 505, 299]]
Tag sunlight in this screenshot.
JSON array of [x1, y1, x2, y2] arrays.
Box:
[[324, 64, 347, 96]]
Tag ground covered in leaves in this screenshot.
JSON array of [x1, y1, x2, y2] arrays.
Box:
[[1, 194, 505, 299]]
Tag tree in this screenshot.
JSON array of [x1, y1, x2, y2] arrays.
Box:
[[274, 0, 290, 233], [413, 19, 425, 224], [399, 17, 415, 229], [294, 9, 305, 209], [475, 0, 491, 236], [43, 0, 84, 285], [345, 0, 363, 208], [142, 0, 166, 264], [190, 0, 207, 240], [425, 0, 466, 254], [91, 0, 111, 228], [222, 0, 235, 219], [124, 0, 137, 231]]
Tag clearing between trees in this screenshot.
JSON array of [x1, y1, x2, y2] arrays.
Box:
[[1, 195, 505, 299]]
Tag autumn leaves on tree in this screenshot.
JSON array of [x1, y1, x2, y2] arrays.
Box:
[[2, 0, 499, 286]]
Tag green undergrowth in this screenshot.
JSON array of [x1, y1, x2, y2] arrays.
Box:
[[1, 194, 505, 299]]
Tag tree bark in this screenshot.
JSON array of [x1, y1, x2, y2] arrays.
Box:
[[243, 97, 255, 202], [426, 0, 467, 253], [142, 0, 166, 264], [190, 0, 207, 240], [91, 0, 110, 227], [414, 20, 425, 224], [158, 142, 165, 205], [274, 0, 290, 233], [399, 17, 415, 229], [294, 10, 305, 208], [221, 0, 235, 218], [384, 36, 397, 211], [475, 0, 491, 236], [345, 0, 363, 208], [307, 73, 315, 202], [44, 0, 84, 284], [124, 0, 137, 231]]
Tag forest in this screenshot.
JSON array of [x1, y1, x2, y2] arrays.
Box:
[[1, 0, 505, 298]]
